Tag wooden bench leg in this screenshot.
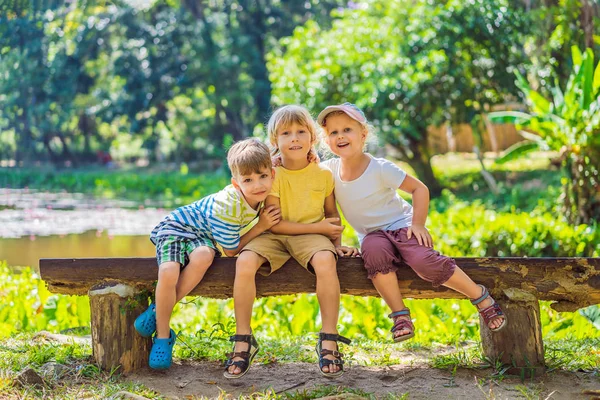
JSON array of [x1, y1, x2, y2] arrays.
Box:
[[89, 282, 151, 374], [479, 289, 545, 376]]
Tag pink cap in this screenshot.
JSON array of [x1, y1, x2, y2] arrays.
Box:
[[317, 102, 367, 126]]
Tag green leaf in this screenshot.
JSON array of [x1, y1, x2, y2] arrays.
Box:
[[514, 70, 531, 94], [494, 141, 541, 165], [582, 48, 594, 109], [529, 90, 551, 114], [487, 111, 532, 124], [571, 46, 583, 72], [517, 130, 545, 144], [593, 58, 600, 95]]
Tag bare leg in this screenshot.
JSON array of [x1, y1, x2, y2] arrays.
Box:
[[311, 251, 341, 374], [443, 267, 505, 330], [227, 251, 266, 375], [175, 246, 216, 302], [371, 271, 412, 338], [154, 261, 181, 338]]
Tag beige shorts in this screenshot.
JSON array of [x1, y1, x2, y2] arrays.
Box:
[[242, 232, 336, 275]]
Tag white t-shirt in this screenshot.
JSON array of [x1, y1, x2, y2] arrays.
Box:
[[322, 155, 413, 244]]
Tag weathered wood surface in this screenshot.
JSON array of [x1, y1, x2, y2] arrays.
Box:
[[89, 282, 150, 374], [480, 296, 545, 375], [40, 257, 600, 311]]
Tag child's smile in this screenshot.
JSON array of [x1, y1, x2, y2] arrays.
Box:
[[324, 113, 366, 157], [277, 122, 313, 165]]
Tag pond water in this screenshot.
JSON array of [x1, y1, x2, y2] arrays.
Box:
[[0, 231, 156, 269], [1, 189, 164, 269]]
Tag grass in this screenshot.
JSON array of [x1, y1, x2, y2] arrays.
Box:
[[0, 334, 160, 399], [1, 332, 598, 399]]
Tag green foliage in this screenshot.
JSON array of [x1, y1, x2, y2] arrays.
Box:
[[0, 1, 346, 165], [430, 196, 599, 258], [489, 47, 600, 224], [270, 0, 530, 193], [0, 263, 90, 339], [0, 167, 230, 207]]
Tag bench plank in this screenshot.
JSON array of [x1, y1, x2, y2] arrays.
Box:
[[40, 257, 600, 311]]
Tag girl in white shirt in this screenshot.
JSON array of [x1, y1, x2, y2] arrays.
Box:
[[317, 103, 507, 342]]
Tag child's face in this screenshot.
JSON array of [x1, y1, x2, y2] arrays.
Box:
[[276, 122, 313, 162], [324, 113, 366, 158], [232, 166, 275, 207]]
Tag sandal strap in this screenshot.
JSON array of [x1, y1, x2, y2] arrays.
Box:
[[388, 308, 411, 319], [318, 332, 351, 345], [225, 359, 249, 369], [479, 303, 504, 324], [229, 334, 253, 343], [320, 357, 344, 366], [391, 318, 414, 333], [470, 284, 490, 306], [226, 351, 250, 358], [320, 349, 344, 358]]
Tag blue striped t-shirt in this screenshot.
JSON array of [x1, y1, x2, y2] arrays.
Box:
[[150, 185, 260, 250]]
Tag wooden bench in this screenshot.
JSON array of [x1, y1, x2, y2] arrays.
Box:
[[39, 257, 600, 375]]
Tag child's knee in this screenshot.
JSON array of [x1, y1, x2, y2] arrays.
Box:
[[310, 251, 337, 273], [158, 262, 180, 285], [235, 251, 262, 276], [188, 246, 216, 267]]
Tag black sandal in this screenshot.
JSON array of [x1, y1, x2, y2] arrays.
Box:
[[315, 332, 351, 378], [223, 334, 259, 379]]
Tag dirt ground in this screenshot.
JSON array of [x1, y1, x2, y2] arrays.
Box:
[[128, 360, 600, 399]]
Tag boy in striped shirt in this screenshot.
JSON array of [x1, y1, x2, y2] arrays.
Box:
[[134, 138, 281, 370]]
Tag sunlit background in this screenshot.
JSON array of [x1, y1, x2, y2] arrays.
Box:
[[0, 0, 598, 377]]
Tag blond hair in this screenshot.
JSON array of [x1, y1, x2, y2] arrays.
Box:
[[267, 105, 318, 156], [226, 138, 272, 177]]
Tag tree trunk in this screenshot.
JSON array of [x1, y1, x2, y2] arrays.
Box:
[[239, 0, 272, 122], [406, 136, 443, 197], [580, 0, 594, 49], [78, 113, 96, 162], [566, 153, 600, 225], [89, 282, 151, 374], [480, 289, 545, 377]]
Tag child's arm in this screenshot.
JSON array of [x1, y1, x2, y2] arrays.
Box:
[[399, 175, 433, 247], [221, 205, 281, 257], [323, 192, 360, 257], [267, 195, 344, 240]]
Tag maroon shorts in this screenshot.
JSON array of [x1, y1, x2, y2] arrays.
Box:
[[360, 227, 456, 287]]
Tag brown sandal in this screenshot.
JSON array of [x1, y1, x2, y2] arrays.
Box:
[[315, 333, 351, 378], [389, 308, 415, 342], [223, 334, 259, 379], [471, 285, 507, 332]]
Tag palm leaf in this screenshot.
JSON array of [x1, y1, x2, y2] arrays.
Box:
[[582, 48, 594, 109], [518, 130, 545, 144], [495, 141, 541, 165], [594, 59, 600, 95], [487, 111, 532, 125]]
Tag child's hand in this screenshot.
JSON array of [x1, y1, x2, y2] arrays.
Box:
[[307, 148, 320, 164], [272, 155, 283, 167], [317, 217, 345, 240], [335, 245, 360, 257], [257, 205, 281, 230], [407, 224, 433, 247]]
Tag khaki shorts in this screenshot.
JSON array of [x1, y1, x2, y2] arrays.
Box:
[[242, 233, 336, 275]]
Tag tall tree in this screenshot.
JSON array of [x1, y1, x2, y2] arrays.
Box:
[[270, 0, 530, 195]]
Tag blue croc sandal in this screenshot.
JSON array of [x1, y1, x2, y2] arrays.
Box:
[[149, 329, 176, 370], [134, 303, 156, 337]]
